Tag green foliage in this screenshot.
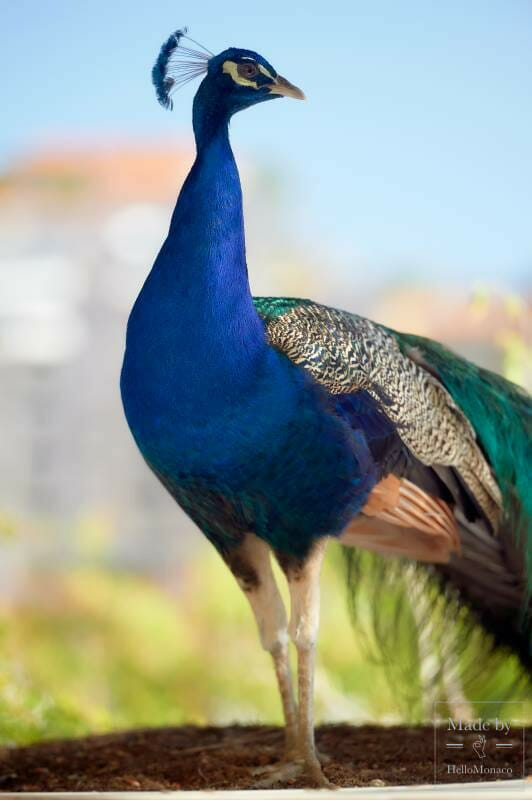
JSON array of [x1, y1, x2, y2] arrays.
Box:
[[1, 541, 529, 746], [0, 544, 411, 746], [0, 512, 18, 540]]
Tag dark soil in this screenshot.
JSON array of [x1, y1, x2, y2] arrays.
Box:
[[0, 725, 529, 791]]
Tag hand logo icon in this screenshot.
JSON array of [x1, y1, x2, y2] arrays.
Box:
[[472, 734, 487, 759]]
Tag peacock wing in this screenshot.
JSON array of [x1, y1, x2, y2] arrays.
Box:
[[255, 297, 504, 544]]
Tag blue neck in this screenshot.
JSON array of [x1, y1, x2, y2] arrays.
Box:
[[125, 86, 267, 409], [166, 87, 250, 308]]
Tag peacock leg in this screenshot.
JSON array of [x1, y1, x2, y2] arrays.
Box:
[[225, 533, 298, 757], [271, 641, 299, 756], [279, 538, 333, 788]]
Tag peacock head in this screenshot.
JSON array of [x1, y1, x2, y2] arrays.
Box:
[[152, 28, 305, 118]]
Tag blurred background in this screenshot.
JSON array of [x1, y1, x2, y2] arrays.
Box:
[[0, 1, 530, 744]]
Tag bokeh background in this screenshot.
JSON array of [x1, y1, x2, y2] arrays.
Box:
[[1, 1, 531, 744]]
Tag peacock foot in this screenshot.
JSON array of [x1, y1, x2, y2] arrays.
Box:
[[284, 747, 331, 765], [250, 756, 335, 789]]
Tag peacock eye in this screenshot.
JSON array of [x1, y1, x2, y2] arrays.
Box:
[[237, 62, 259, 79]]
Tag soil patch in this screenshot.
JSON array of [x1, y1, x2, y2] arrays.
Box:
[[1, 725, 529, 791]]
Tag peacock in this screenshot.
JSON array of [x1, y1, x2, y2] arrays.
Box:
[[120, 29, 531, 787]]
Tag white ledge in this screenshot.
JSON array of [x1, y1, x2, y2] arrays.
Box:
[[0, 778, 529, 799]]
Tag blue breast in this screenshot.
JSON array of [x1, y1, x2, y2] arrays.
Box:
[[122, 298, 375, 557]]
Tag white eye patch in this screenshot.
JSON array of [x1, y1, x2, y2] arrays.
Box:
[[257, 64, 275, 81]]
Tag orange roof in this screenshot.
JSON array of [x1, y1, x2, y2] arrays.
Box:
[[0, 141, 194, 207]]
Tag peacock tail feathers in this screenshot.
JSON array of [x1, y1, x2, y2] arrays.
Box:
[[342, 548, 530, 713], [390, 329, 532, 592]]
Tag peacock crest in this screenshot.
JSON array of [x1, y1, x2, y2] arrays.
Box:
[[151, 27, 212, 110]]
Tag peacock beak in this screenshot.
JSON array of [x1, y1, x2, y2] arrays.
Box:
[[268, 75, 306, 100]]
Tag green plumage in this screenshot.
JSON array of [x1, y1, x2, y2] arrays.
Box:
[[391, 330, 532, 593], [255, 296, 314, 320]]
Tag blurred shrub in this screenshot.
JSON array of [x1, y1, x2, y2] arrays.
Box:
[[1, 542, 530, 745], [0, 545, 402, 745]]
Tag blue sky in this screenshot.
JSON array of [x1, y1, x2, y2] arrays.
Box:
[[2, 0, 531, 287]]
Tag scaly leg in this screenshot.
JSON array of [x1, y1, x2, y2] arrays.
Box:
[[225, 534, 298, 756], [279, 539, 333, 788]]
